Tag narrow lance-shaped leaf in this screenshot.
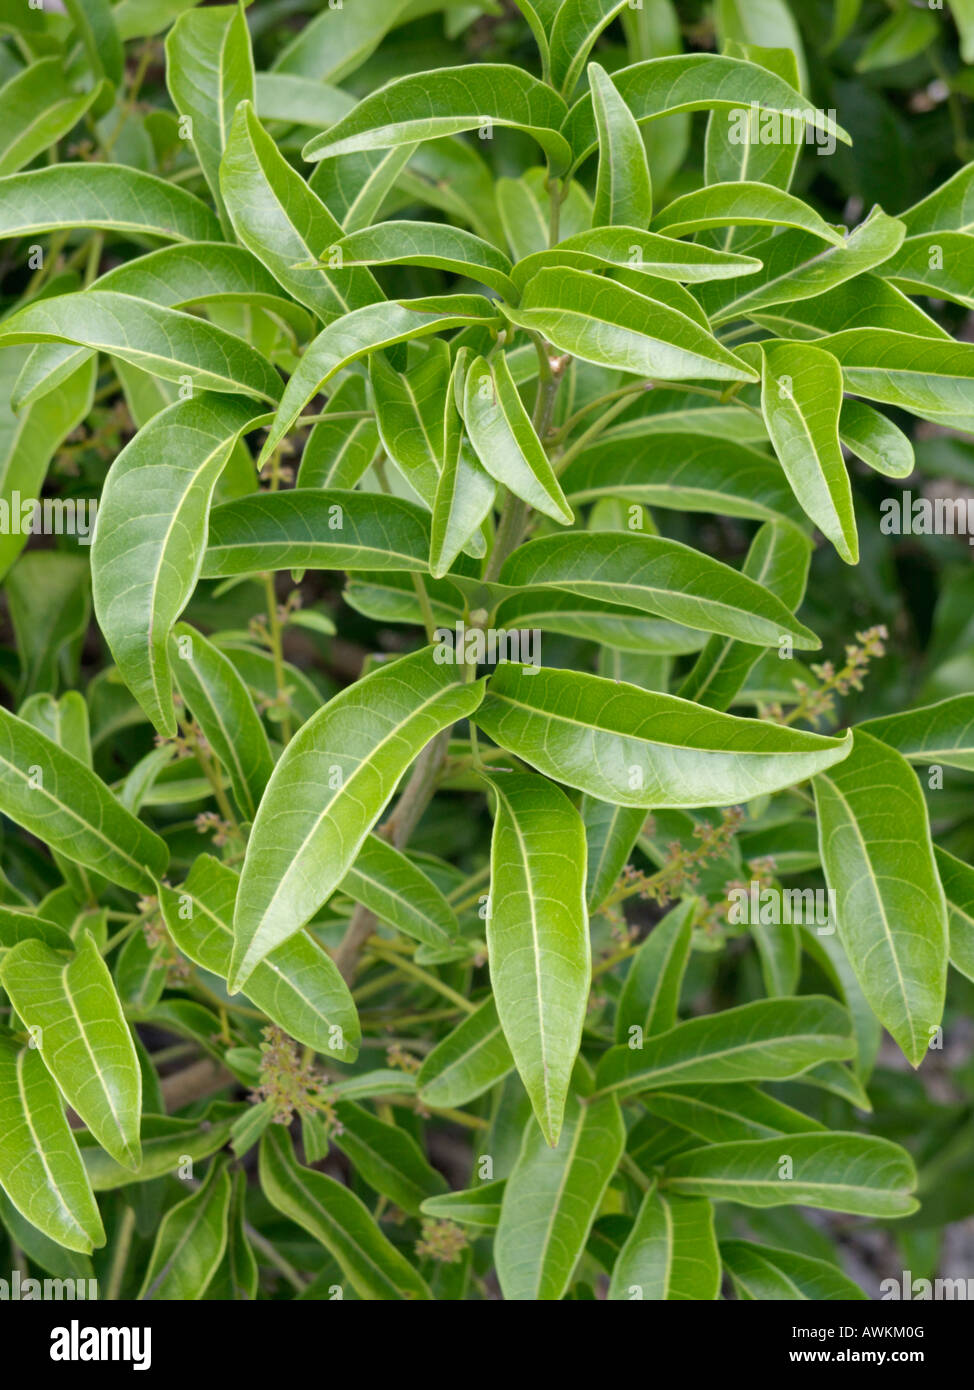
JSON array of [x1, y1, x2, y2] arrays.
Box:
[[502, 269, 758, 383], [475, 663, 851, 808], [258, 295, 499, 463], [484, 771, 590, 1146], [63, 0, 124, 86], [0, 292, 282, 403], [652, 183, 844, 245], [0, 933, 142, 1170], [370, 340, 450, 507], [170, 623, 274, 822], [615, 897, 696, 1044], [663, 1132, 918, 1218], [595, 995, 854, 1099], [230, 647, 486, 989], [330, 1101, 448, 1215], [678, 521, 812, 711], [720, 1239, 867, 1300], [259, 1126, 432, 1300], [220, 101, 382, 325], [608, 1186, 720, 1300], [813, 729, 949, 1067], [745, 339, 858, 564], [495, 1091, 625, 1300], [859, 696, 974, 771], [430, 348, 496, 578], [91, 394, 268, 737], [338, 834, 461, 952], [0, 58, 106, 178], [819, 329, 974, 432], [464, 355, 573, 525], [0, 706, 168, 893], [333, 222, 517, 300], [499, 531, 819, 648], [165, 3, 254, 237], [201, 490, 433, 577], [839, 398, 914, 479], [138, 1161, 231, 1300], [302, 65, 572, 172], [550, 3, 629, 97], [0, 165, 223, 243], [417, 996, 514, 1109], [933, 845, 974, 985], [582, 795, 647, 912], [0, 1035, 105, 1255], [589, 62, 652, 229]]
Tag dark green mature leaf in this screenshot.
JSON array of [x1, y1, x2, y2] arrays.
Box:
[[417, 997, 514, 1109], [159, 855, 360, 1061], [596, 995, 854, 1099], [138, 1161, 231, 1300], [484, 772, 589, 1145], [615, 897, 695, 1043], [934, 846, 974, 984], [0, 934, 142, 1169], [860, 696, 974, 771], [0, 58, 105, 177], [608, 1186, 720, 1300], [813, 730, 948, 1067], [230, 647, 485, 988], [331, 1101, 448, 1214], [503, 269, 758, 382], [0, 1035, 105, 1254], [475, 663, 850, 807], [720, 1240, 867, 1299], [259, 1126, 432, 1299], [499, 532, 819, 648], [221, 102, 381, 325], [302, 66, 572, 172], [0, 706, 168, 892], [0, 165, 222, 242], [92, 394, 266, 737], [663, 1133, 918, 1217], [495, 1091, 625, 1299], [201, 490, 432, 577]]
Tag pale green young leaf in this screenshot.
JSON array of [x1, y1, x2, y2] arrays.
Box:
[[334, 222, 517, 300], [511, 227, 761, 292], [589, 62, 652, 228], [652, 183, 844, 244], [0, 58, 105, 177], [838, 399, 914, 479], [0, 164, 222, 242]]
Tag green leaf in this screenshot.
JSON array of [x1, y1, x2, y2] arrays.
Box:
[[0, 907, 73, 953], [596, 995, 853, 1099], [201, 489, 432, 577], [652, 183, 845, 245], [271, 0, 414, 83], [551, 3, 630, 97], [220, 102, 382, 325], [297, 376, 380, 489], [0, 933, 142, 1169], [838, 398, 914, 479], [615, 897, 695, 1043], [63, 0, 123, 86], [420, 1177, 506, 1230], [608, 1186, 720, 1300], [484, 772, 589, 1145], [883, 231, 974, 313], [511, 227, 761, 292], [464, 354, 572, 524], [0, 292, 282, 402], [715, 1, 807, 89], [91, 394, 267, 737], [502, 268, 758, 383], [498, 531, 819, 648], [476, 663, 850, 807], [641, 1083, 825, 1144], [495, 1090, 625, 1299], [258, 295, 498, 462], [699, 208, 907, 326], [901, 161, 974, 235], [745, 339, 857, 563], [417, 996, 514, 1109], [0, 1034, 105, 1255], [78, 1104, 239, 1191], [818, 329, 974, 433], [561, 432, 806, 529], [334, 221, 517, 300], [0, 164, 222, 242], [430, 350, 496, 577], [563, 54, 849, 167], [138, 1161, 231, 1300], [230, 647, 485, 989], [677, 521, 812, 710], [339, 834, 461, 952], [331, 1101, 448, 1214], [160, 855, 360, 1062], [860, 696, 974, 772], [855, 7, 937, 72], [165, 3, 254, 237], [0, 706, 168, 893], [302, 65, 572, 173], [703, 42, 803, 198], [170, 623, 274, 821], [497, 166, 593, 261], [813, 729, 949, 1067], [582, 796, 646, 912], [663, 1132, 918, 1217], [589, 62, 652, 228], [0, 58, 105, 177], [259, 1125, 432, 1300], [720, 1239, 867, 1299], [370, 340, 450, 506], [933, 846, 974, 985]]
